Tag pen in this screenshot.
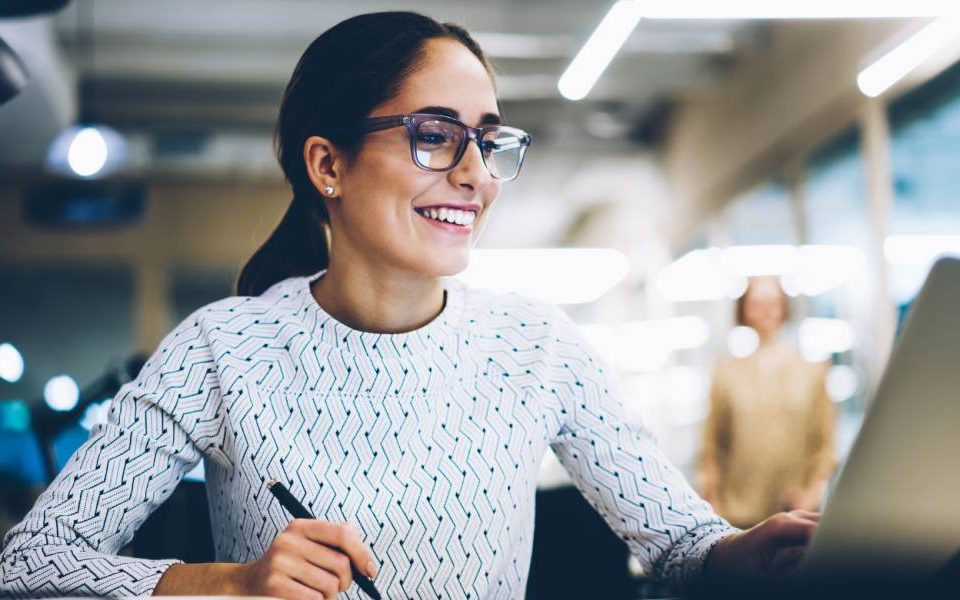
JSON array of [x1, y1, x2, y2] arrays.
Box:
[[267, 478, 383, 600]]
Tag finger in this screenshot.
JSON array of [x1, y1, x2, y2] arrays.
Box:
[[286, 534, 354, 592], [769, 513, 817, 547], [288, 559, 342, 598], [274, 575, 328, 600], [789, 509, 821, 522], [292, 520, 377, 578]]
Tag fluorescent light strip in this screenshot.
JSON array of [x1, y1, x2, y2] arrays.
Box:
[[640, 1, 958, 19], [656, 244, 865, 302], [884, 234, 960, 264], [558, 0, 643, 101], [557, 0, 959, 102], [857, 17, 960, 97], [456, 248, 630, 305]]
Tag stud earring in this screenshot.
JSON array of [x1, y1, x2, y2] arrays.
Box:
[[322, 185, 335, 196]]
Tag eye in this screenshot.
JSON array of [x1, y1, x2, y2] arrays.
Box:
[[479, 140, 497, 156], [417, 132, 452, 146], [416, 120, 462, 148]]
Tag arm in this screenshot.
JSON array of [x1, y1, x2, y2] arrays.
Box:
[[0, 311, 225, 598], [545, 313, 736, 590], [543, 314, 820, 588]]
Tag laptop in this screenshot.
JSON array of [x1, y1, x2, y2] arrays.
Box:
[[795, 257, 960, 584]]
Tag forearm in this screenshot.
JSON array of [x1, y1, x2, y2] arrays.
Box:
[[0, 543, 182, 598], [153, 562, 246, 596]]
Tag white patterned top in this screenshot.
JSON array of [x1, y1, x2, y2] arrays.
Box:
[[1, 272, 734, 599]]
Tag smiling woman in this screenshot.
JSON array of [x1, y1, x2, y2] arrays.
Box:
[[0, 11, 815, 600]]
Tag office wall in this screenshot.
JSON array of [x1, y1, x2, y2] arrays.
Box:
[[0, 181, 288, 351]]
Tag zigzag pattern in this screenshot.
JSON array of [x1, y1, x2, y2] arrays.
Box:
[[1, 272, 733, 598]]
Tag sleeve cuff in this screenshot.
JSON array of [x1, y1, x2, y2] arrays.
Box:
[[118, 556, 184, 597], [653, 523, 740, 590]]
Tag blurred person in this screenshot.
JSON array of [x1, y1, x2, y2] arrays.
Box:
[[699, 276, 836, 529], [1, 12, 818, 600]]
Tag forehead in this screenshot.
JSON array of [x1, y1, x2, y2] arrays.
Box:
[[379, 38, 500, 124]]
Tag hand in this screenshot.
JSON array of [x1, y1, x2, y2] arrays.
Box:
[[236, 519, 378, 600], [705, 510, 819, 583]]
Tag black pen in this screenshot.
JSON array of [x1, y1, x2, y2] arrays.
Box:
[[267, 478, 382, 600]]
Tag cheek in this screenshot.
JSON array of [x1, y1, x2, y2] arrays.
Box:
[[473, 185, 501, 230]]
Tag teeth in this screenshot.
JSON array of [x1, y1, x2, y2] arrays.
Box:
[[418, 207, 477, 226]]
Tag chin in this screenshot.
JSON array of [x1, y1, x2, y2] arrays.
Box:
[[417, 251, 471, 278]]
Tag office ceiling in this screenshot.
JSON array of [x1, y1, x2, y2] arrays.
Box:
[[0, 0, 763, 173]]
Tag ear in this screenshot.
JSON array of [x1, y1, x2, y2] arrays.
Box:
[[303, 136, 345, 198]]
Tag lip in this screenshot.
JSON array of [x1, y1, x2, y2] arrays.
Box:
[[413, 205, 477, 235], [413, 202, 482, 213]]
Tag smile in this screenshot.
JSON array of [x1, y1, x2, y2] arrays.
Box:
[[413, 206, 477, 227]]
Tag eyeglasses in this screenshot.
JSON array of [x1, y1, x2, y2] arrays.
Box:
[[345, 113, 532, 182]]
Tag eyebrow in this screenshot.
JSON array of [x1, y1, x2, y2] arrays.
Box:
[[413, 105, 502, 126]]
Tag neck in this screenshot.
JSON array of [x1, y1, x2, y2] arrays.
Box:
[[311, 252, 446, 334]]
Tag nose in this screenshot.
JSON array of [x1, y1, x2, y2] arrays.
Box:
[[448, 138, 493, 191]]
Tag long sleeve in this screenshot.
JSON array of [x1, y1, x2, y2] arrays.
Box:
[[546, 313, 736, 590], [0, 309, 227, 598]]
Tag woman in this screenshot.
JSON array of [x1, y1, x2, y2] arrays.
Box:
[[700, 276, 836, 529], [1, 12, 817, 599]]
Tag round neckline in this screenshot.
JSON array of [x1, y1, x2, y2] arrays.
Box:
[[297, 269, 465, 361]]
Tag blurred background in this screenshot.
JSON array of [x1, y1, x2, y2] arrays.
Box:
[[2, 1, 959, 598]]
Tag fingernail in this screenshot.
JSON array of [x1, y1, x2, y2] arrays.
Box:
[[366, 560, 378, 578]]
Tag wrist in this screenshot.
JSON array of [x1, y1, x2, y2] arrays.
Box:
[[153, 562, 248, 596], [704, 532, 739, 582], [221, 562, 249, 595]]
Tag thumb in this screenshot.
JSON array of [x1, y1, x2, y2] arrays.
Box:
[[767, 513, 816, 549]]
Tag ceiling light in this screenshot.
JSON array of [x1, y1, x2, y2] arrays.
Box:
[[45, 124, 129, 178], [558, 0, 644, 101], [579, 316, 711, 373], [44, 374, 79, 412], [884, 234, 960, 265], [727, 326, 760, 358], [456, 248, 629, 304], [0, 343, 24, 383], [858, 17, 960, 97], [558, 1, 958, 103], [799, 318, 856, 362], [657, 245, 865, 302], [639, 1, 957, 19], [826, 365, 859, 403]]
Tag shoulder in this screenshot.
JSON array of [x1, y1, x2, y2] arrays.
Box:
[[168, 275, 308, 336], [451, 280, 598, 366], [453, 279, 575, 335]]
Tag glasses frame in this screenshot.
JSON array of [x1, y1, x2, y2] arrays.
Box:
[[348, 113, 532, 181]]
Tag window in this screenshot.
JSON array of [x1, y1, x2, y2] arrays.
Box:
[[887, 61, 960, 304]]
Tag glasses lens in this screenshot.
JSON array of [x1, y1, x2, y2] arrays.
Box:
[[414, 120, 464, 170], [481, 129, 526, 180]]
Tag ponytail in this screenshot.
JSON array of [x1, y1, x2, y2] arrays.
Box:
[[235, 191, 329, 296]]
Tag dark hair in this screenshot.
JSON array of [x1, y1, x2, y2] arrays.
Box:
[[735, 276, 791, 326], [236, 11, 494, 296]]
